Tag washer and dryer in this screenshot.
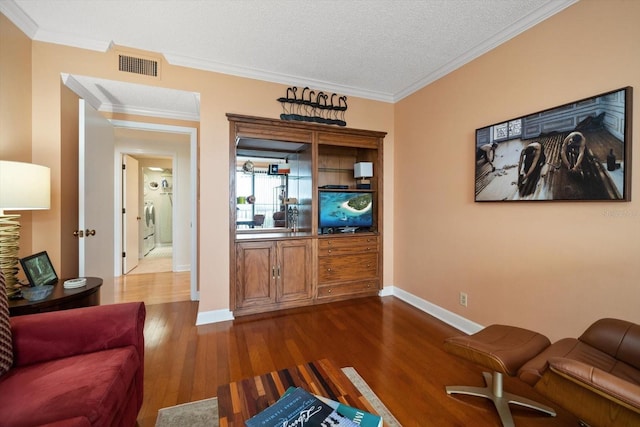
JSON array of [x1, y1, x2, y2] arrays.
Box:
[[143, 201, 156, 255]]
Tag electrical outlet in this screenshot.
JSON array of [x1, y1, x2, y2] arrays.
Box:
[[459, 292, 468, 307]]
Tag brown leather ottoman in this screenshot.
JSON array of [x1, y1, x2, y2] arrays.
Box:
[[444, 324, 556, 427]]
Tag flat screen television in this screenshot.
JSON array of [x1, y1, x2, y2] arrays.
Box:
[[318, 190, 373, 231]]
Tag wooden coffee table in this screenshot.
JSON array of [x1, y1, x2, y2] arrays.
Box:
[[217, 359, 378, 427]]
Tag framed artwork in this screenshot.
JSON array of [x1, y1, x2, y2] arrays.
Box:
[[20, 251, 59, 287], [475, 87, 632, 202]]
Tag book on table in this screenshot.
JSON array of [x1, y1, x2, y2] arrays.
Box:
[[245, 386, 373, 427], [314, 394, 383, 427]]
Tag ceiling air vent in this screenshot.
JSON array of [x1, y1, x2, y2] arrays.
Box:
[[118, 54, 158, 77]]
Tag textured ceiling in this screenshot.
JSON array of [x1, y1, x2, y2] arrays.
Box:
[[3, 0, 577, 105]]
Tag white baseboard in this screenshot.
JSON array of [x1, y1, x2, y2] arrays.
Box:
[[390, 286, 483, 335], [194, 286, 482, 332], [196, 309, 234, 325], [379, 286, 395, 297]]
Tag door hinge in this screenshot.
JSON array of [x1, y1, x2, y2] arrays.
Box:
[[122, 252, 126, 258], [122, 208, 126, 214], [122, 164, 126, 170]]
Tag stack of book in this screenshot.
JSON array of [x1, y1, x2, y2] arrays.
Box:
[[245, 386, 382, 427]]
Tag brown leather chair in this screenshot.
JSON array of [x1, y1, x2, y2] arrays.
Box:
[[518, 318, 640, 427], [444, 325, 556, 427], [273, 210, 286, 227], [253, 214, 265, 227]]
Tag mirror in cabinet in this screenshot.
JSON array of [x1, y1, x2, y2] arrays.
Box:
[[235, 137, 312, 232]]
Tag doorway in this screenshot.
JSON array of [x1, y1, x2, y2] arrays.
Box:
[[127, 160, 174, 275], [113, 122, 197, 301], [63, 73, 200, 302]]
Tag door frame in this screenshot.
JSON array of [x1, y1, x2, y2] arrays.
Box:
[[112, 120, 199, 300], [122, 154, 140, 274]]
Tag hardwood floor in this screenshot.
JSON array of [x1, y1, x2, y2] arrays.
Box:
[[134, 274, 581, 426], [114, 271, 190, 305]]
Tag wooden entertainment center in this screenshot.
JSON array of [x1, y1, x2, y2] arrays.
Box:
[[228, 114, 386, 316]]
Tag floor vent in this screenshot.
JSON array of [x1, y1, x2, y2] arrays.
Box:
[[119, 55, 158, 77]]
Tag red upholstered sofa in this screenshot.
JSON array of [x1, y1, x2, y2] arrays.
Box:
[[0, 302, 145, 427]]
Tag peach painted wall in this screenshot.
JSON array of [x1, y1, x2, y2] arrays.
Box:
[[0, 14, 35, 264], [2, 26, 394, 312], [394, 0, 640, 341]]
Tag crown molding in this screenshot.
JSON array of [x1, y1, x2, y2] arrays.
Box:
[[61, 73, 102, 110], [0, 0, 38, 38], [1, 0, 110, 51], [105, 103, 200, 122], [163, 52, 396, 103], [33, 27, 112, 52]]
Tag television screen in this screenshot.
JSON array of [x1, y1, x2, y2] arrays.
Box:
[[319, 191, 373, 229]]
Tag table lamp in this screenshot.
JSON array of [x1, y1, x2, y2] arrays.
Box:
[[0, 161, 51, 292], [354, 162, 373, 189]]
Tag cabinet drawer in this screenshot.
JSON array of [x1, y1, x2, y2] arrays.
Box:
[[318, 253, 377, 282], [318, 236, 378, 256], [317, 280, 379, 299]]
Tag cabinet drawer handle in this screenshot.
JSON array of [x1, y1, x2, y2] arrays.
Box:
[[327, 268, 332, 272], [328, 249, 332, 253], [328, 288, 332, 293]]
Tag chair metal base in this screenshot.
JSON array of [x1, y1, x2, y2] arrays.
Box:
[[446, 371, 556, 427]]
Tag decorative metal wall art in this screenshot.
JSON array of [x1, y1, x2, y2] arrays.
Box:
[[278, 86, 347, 126]]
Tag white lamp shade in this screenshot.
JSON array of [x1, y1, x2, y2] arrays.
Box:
[[354, 162, 373, 178], [0, 160, 51, 210]]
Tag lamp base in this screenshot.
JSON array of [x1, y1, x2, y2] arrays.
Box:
[[356, 178, 371, 189], [0, 214, 21, 291]]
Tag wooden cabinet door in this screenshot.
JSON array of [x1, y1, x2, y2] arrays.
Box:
[[276, 239, 312, 303], [236, 241, 277, 308]]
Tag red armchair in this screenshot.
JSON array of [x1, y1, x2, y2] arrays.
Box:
[[0, 302, 145, 427]]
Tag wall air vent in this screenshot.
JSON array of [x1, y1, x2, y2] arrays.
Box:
[[118, 55, 158, 77]]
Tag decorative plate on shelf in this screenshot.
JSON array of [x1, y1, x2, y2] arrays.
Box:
[[242, 160, 254, 173]]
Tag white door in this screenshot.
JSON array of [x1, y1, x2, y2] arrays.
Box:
[[123, 154, 139, 273], [79, 99, 115, 303]]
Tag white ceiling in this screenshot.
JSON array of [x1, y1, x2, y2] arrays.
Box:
[[1, 0, 577, 119]]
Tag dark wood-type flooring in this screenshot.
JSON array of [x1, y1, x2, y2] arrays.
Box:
[[138, 296, 581, 427]]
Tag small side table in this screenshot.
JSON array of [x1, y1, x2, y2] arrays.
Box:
[[8, 277, 102, 316]]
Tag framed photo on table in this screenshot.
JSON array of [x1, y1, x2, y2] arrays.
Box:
[[20, 251, 58, 287], [475, 87, 632, 202]]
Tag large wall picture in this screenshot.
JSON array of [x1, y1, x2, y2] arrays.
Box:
[[475, 87, 633, 202]]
